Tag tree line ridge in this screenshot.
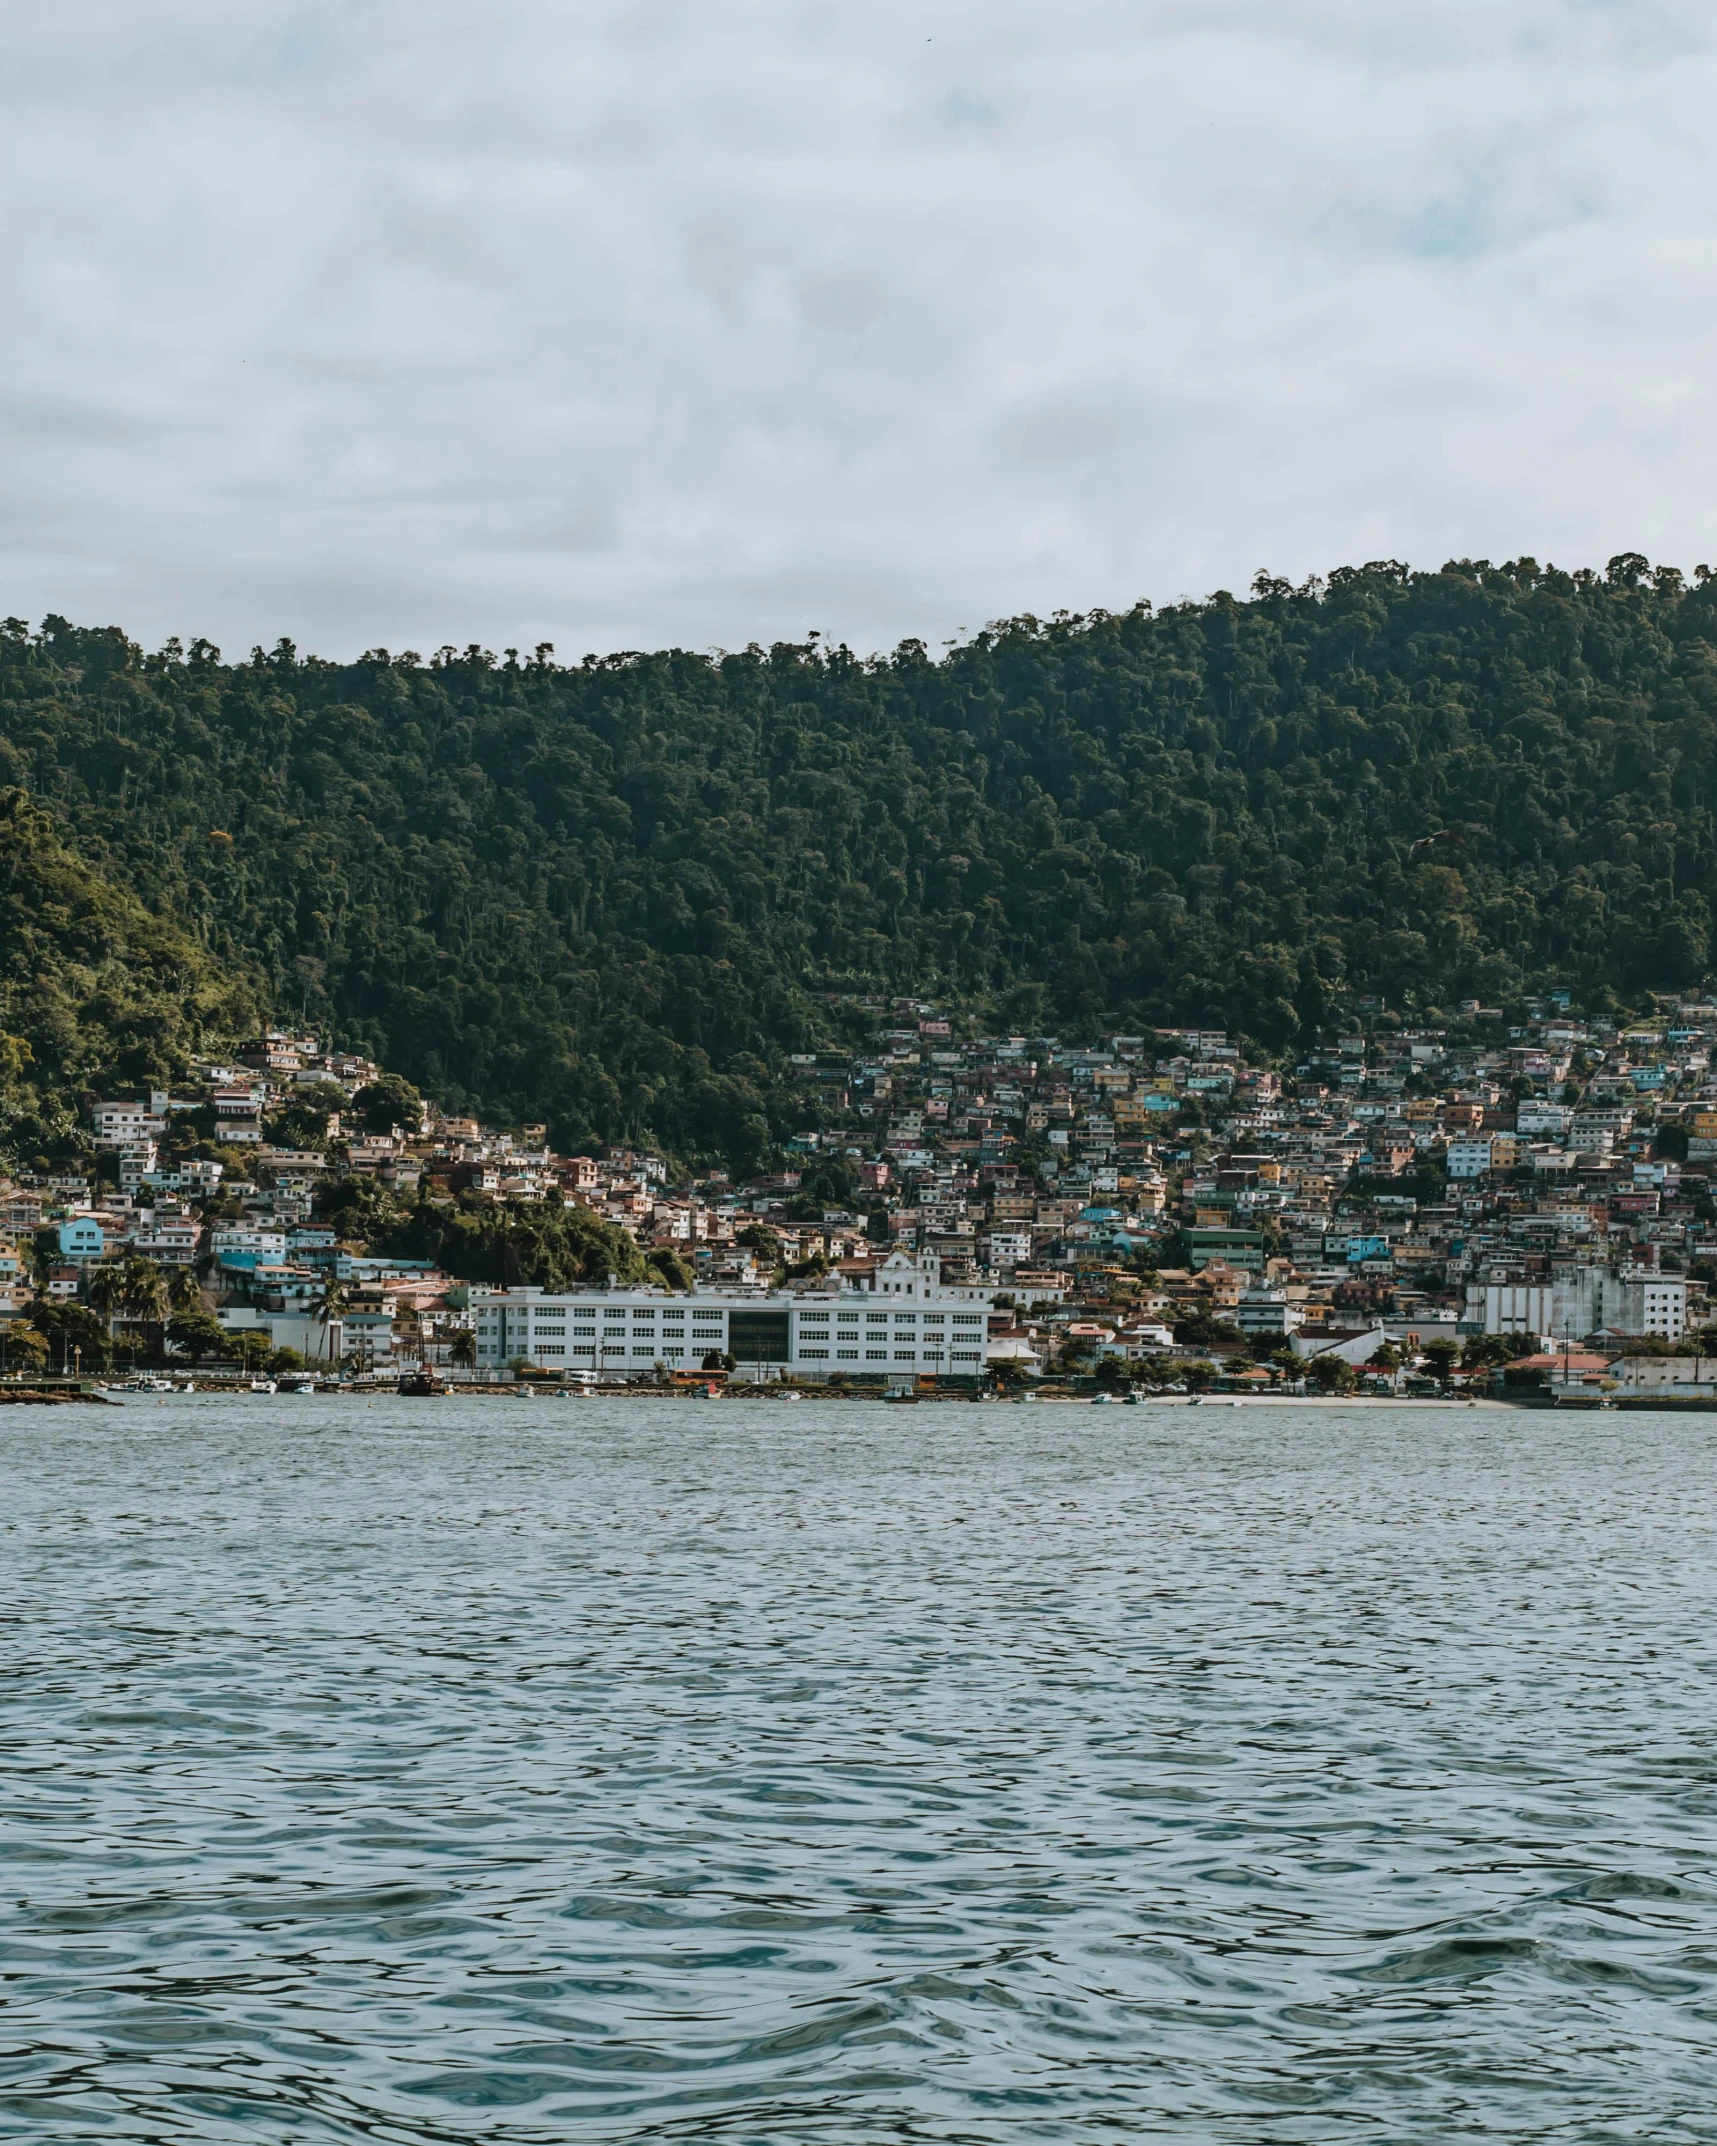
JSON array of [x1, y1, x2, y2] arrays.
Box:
[[2, 552, 1714, 1166]]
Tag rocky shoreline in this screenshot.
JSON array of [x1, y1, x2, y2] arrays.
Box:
[[0, 1387, 116, 1405]]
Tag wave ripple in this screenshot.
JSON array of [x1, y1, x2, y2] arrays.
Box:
[[4, 1397, 1717, 2141]]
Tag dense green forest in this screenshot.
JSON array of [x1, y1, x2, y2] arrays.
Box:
[[0, 789, 254, 1161], [3, 552, 1716, 1164]]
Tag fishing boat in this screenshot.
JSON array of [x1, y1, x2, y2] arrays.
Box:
[[397, 1370, 447, 1397]]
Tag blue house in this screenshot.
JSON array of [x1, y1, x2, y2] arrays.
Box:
[[58, 1218, 107, 1261]]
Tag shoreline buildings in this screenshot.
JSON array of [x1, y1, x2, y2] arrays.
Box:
[[6, 995, 1717, 1386]]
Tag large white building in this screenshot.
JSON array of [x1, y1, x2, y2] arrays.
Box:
[[1465, 1266, 1687, 1343], [473, 1250, 995, 1379]]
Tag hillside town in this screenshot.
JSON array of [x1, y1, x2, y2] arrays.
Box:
[[6, 995, 1717, 1400]]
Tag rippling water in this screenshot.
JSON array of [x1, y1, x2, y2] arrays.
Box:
[[5, 1395, 1717, 2141]]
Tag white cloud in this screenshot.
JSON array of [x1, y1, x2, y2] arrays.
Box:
[[1, 0, 1714, 657]]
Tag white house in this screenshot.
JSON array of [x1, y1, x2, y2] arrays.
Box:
[[210, 1226, 288, 1263], [1235, 1287, 1305, 1338], [1446, 1139, 1495, 1180], [987, 1330, 1045, 1374], [1291, 1324, 1394, 1366], [1104, 1321, 1177, 1359], [118, 1142, 159, 1190], [92, 1099, 167, 1148], [216, 1307, 348, 1363]]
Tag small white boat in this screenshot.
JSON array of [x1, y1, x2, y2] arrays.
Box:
[[248, 1378, 278, 1395]]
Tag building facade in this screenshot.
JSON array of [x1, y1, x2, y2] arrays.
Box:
[[1235, 1287, 1305, 1338], [473, 1250, 995, 1378], [1466, 1265, 1688, 1342]]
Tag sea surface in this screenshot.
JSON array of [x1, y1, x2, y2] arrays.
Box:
[[4, 1394, 1717, 2142]]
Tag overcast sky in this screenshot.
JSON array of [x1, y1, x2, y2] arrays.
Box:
[[3, 0, 1713, 660]]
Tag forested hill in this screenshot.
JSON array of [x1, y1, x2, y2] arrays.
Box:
[[0, 790, 255, 1162], [3, 553, 1716, 1164]]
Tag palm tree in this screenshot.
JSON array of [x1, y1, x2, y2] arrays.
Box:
[[124, 1258, 168, 1325], [123, 1260, 170, 1369], [449, 1327, 476, 1376], [85, 1263, 125, 1347], [310, 1275, 346, 1367], [168, 1265, 203, 1315]]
